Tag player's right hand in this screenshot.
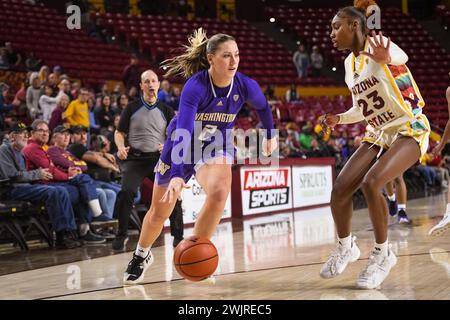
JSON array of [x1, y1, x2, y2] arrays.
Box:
[[320, 114, 339, 133], [117, 146, 130, 160], [160, 177, 190, 203]]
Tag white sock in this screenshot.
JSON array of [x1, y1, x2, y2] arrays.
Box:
[[374, 240, 389, 256], [398, 203, 406, 212], [135, 244, 150, 258], [446, 203, 450, 215], [387, 194, 396, 202], [88, 199, 102, 217], [80, 223, 89, 236], [338, 234, 352, 248]]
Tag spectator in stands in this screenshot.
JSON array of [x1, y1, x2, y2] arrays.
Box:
[[170, 86, 181, 111], [88, 97, 101, 135], [4, 42, 22, 69], [53, 66, 63, 83], [0, 83, 19, 131], [49, 126, 117, 224], [95, 95, 115, 130], [22, 120, 109, 243], [0, 123, 82, 249], [39, 85, 63, 122], [0, 47, 10, 70], [293, 44, 310, 78], [157, 80, 173, 105], [68, 125, 120, 183], [106, 114, 120, 155], [71, 80, 81, 99], [47, 73, 59, 97], [26, 72, 41, 119], [286, 132, 304, 157], [64, 87, 89, 129], [25, 52, 41, 72], [38, 65, 50, 84], [49, 93, 69, 131], [122, 55, 141, 91], [285, 83, 299, 102], [299, 122, 314, 150], [416, 153, 438, 186], [306, 138, 327, 158], [13, 81, 27, 117], [59, 78, 74, 101], [128, 86, 139, 102], [113, 94, 129, 115], [310, 45, 324, 77]]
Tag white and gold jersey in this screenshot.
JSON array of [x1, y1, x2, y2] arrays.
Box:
[[338, 36, 425, 131]]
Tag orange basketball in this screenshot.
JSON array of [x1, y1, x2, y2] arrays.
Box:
[[173, 235, 219, 281]]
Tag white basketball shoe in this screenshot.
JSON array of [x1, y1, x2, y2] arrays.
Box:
[[320, 236, 361, 278], [428, 213, 450, 237], [356, 245, 397, 289]]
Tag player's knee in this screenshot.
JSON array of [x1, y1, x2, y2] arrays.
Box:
[[331, 180, 350, 200], [147, 206, 167, 224], [361, 174, 380, 193], [207, 184, 230, 203]]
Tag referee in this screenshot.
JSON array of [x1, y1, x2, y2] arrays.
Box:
[[112, 70, 183, 251]]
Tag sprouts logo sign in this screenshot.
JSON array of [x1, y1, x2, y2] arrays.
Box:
[[292, 166, 333, 208], [241, 167, 292, 215]]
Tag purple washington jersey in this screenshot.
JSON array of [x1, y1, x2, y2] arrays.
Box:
[[155, 70, 274, 185]]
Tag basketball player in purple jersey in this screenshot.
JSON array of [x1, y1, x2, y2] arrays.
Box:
[[123, 29, 278, 285]]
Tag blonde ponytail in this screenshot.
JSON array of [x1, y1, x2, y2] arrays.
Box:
[[162, 28, 236, 79], [161, 28, 210, 79]]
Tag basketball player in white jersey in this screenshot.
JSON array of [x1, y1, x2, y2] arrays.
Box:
[[429, 81, 450, 237], [320, 0, 430, 289]]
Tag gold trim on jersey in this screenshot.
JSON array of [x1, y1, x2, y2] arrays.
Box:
[[405, 65, 425, 108], [382, 65, 414, 119], [351, 40, 369, 75]]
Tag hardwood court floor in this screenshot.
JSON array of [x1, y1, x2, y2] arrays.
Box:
[[0, 193, 449, 300]]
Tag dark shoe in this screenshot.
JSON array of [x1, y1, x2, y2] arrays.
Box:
[[398, 209, 411, 224], [80, 230, 106, 244], [173, 236, 184, 248], [55, 231, 83, 249], [91, 214, 118, 227], [96, 230, 116, 241], [112, 234, 129, 251], [123, 252, 154, 285], [388, 199, 398, 216]]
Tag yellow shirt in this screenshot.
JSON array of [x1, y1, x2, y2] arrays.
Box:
[[64, 99, 89, 128]]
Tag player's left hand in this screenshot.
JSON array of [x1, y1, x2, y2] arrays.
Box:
[[360, 31, 392, 65], [262, 136, 278, 157], [160, 177, 190, 203]]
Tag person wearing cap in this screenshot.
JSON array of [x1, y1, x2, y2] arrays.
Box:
[[64, 87, 89, 129], [49, 125, 118, 228], [0, 123, 82, 249], [22, 119, 109, 244], [112, 69, 184, 251]]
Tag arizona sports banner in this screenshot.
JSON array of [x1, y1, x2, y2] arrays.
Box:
[[240, 166, 292, 215], [291, 165, 333, 208], [164, 176, 232, 227]]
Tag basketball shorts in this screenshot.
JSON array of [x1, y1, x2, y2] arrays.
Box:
[[154, 139, 235, 187], [362, 113, 430, 161]]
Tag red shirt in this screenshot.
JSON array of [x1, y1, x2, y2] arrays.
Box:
[[22, 138, 69, 182]]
